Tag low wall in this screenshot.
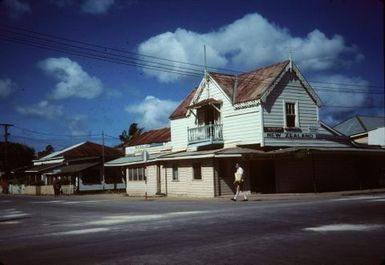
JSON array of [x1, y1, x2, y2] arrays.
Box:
[[2, 183, 144, 196], [79, 182, 125, 191], [7, 182, 124, 195], [9, 184, 74, 195]]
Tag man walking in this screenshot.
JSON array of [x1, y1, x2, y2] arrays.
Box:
[[231, 163, 248, 201], [53, 177, 61, 196]]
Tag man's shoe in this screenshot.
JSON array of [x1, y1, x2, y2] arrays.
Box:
[[231, 198, 236, 201], [242, 199, 248, 201]]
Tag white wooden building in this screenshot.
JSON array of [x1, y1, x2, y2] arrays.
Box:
[[107, 59, 385, 197], [170, 59, 349, 150]]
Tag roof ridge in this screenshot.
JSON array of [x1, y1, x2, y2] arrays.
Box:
[[39, 141, 87, 160], [333, 116, 358, 128], [209, 72, 235, 77], [334, 115, 385, 129], [238, 60, 290, 77], [209, 60, 290, 78], [355, 115, 367, 131], [143, 127, 170, 132]]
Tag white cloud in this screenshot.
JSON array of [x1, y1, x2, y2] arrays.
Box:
[[125, 96, 178, 129], [66, 115, 91, 136], [16, 100, 63, 120], [0, 78, 17, 98], [39, 57, 103, 99], [312, 74, 371, 124], [3, 0, 31, 18], [16, 100, 91, 135], [105, 88, 122, 98], [138, 13, 362, 82], [81, 0, 115, 14], [138, 30, 227, 82]]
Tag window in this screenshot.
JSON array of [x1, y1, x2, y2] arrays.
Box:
[[128, 167, 145, 181], [285, 102, 297, 128], [172, 164, 179, 181], [193, 163, 202, 180]]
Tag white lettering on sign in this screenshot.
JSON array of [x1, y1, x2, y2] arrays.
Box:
[[265, 133, 316, 139], [308, 126, 319, 133]]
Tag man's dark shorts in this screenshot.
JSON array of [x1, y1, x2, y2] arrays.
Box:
[[235, 180, 244, 189]]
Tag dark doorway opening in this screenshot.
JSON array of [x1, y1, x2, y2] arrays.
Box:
[[249, 160, 276, 193]]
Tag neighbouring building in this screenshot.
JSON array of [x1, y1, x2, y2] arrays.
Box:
[[334, 115, 385, 147], [107, 59, 385, 198], [105, 127, 171, 196], [14, 141, 124, 195]]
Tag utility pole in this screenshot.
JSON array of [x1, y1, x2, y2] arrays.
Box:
[[1, 123, 13, 193], [101, 130, 105, 190]]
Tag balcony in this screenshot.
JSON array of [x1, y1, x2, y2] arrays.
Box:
[[188, 123, 223, 145]]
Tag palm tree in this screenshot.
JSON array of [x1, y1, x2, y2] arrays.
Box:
[[37, 144, 55, 158], [119, 123, 143, 145]]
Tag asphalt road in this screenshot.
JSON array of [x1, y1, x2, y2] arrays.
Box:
[[0, 194, 384, 265]]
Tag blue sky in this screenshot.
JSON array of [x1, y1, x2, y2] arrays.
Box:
[[0, 0, 383, 151]]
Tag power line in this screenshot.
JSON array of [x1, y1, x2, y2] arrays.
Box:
[[0, 25, 204, 78], [9, 135, 68, 148], [3, 26, 382, 94], [11, 127, 121, 144], [13, 125, 102, 138], [0, 24, 383, 90], [0, 24, 212, 72], [0, 35, 203, 78], [321, 105, 384, 109], [10, 134, 119, 148], [104, 134, 121, 140]]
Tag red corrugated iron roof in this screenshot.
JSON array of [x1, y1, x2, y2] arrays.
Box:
[[169, 88, 197, 120], [210, 60, 289, 104], [57, 141, 122, 159], [127, 127, 171, 146], [169, 61, 290, 120]]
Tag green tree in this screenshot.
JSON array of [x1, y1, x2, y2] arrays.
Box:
[[37, 144, 55, 159], [0, 141, 35, 174], [119, 123, 143, 144]]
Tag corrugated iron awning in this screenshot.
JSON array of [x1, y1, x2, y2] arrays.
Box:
[[25, 163, 63, 173], [104, 153, 162, 167], [46, 162, 100, 175]]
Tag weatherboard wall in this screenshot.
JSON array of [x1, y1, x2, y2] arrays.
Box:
[[170, 116, 196, 151], [170, 76, 265, 150], [165, 159, 215, 198], [262, 74, 346, 147], [205, 77, 263, 146], [125, 165, 157, 196]]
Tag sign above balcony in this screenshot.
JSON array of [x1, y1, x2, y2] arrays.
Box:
[[264, 132, 316, 139]]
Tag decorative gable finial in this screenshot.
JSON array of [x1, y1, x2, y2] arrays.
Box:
[[288, 47, 294, 71], [204, 45, 210, 98], [204, 45, 208, 76]]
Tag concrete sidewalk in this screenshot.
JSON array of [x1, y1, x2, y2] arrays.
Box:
[[1, 188, 385, 202], [71, 188, 385, 201], [245, 188, 385, 201]]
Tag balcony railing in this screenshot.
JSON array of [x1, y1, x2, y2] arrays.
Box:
[[188, 123, 223, 144]]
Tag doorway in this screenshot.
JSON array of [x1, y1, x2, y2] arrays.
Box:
[[249, 160, 276, 193], [156, 165, 161, 195]]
